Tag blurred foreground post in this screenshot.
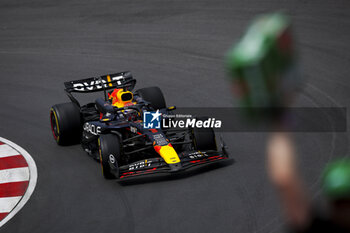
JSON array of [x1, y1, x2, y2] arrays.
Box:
[[226, 12, 350, 233], [226, 12, 300, 119], [267, 132, 350, 232]]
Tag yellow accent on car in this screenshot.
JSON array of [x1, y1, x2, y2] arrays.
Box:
[[117, 90, 133, 102], [107, 75, 112, 87], [51, 108, 60, 142], [157, 145, 180, 164]]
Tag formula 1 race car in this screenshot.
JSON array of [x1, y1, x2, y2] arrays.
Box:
[[50, 71, 229, 179]]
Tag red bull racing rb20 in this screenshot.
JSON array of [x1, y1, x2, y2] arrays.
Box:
[[50, 71, 230, 179]]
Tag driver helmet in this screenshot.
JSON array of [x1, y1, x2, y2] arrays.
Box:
[[109, 88, 134, 108]]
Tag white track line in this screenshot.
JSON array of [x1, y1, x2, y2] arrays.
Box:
[[0, 197, 22, 213], [0, 145, 20, 158], [0, 167, 29, 184], [0, 137, 38, 228]]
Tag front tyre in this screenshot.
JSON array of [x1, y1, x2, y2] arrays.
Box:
[[192, 127, 217, 151], [98, 134, 122, 179], [50, 102, 82, 146]]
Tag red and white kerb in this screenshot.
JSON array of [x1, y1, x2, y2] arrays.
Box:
[[0, 138, 37, 228]]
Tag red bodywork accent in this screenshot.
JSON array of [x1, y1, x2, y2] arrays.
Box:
[[154, 145, 162, 153], [190, 156, 225, 164], [146, 168, 157, 172], [120, 167, 158, 179], [190, 160, 201, 164], [149, 129, 158, 133], [122, 171, 135, 175]]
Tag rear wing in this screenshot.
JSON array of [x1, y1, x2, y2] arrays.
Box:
[[64, 71, 136, 93], [64, 71, 136, 107]]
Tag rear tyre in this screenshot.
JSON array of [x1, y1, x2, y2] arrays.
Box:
[[98, 134, 121, 179], [50, 102, 82, 146], [192, 127, 217, 151], [136, 86, 166, 110]]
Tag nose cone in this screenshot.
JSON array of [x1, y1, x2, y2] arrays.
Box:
[[154, 144, 181, 164]]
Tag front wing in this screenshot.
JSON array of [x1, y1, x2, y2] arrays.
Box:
[[117, 150, 230, 179]]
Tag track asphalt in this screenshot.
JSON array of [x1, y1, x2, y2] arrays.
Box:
[[0, 0, 349, 232]]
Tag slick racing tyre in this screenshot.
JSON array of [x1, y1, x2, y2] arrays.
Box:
[[136, 86, 166, 110], [50, 102, 82, 146], [192, 127, 217, 151], [98, 134, 122, 179]]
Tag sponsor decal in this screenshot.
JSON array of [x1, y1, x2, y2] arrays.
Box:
[[128, 160, 152, 170], [109, 154, 115, 164], [143, 110, 161, 129], [72, 76, 123, 91], [83, 123, 101, 135], [130, 126, 137, 134], [188, 151, 208, 159], [152, 134, 168, 146]]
